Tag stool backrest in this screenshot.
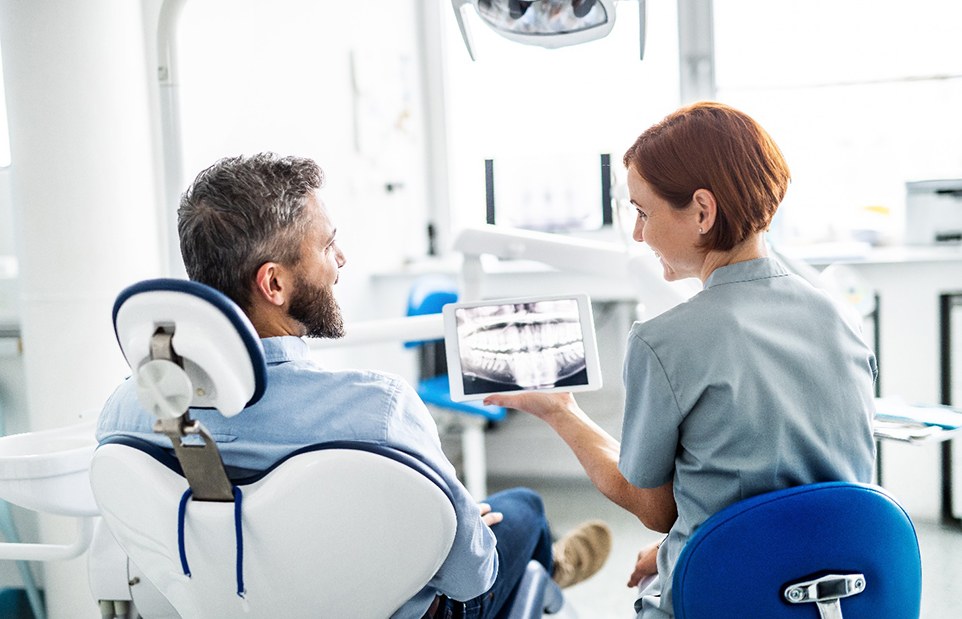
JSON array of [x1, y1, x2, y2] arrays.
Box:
[[672, 481, 922, 619]]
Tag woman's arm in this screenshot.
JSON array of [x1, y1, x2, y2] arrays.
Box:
[[484, 391, 677, 532]]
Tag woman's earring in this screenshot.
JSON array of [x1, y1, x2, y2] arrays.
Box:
[[698, 227, 704, 234]]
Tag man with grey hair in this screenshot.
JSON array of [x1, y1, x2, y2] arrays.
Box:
[[98, 153, 611, 618]]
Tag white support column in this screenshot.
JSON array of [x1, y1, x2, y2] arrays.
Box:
[[414, 0, 454, 255], [0, 1, 162, 617]]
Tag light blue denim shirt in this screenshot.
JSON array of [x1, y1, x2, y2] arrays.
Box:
[[618, 257, 877, 618], [98, 336, 498, 619]]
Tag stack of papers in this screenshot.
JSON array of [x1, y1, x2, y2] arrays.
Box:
[[873, 397, 962, 443], [874, 398, 962, 429]]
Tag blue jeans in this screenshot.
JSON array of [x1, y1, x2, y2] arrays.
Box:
[[435, 487, 554, 619]]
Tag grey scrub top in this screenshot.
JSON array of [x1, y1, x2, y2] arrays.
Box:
[[618, 257, 877, 618]]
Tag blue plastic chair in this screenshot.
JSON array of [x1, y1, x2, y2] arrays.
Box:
[[672, 481, 922, 619], [405, 276, 505, 498]]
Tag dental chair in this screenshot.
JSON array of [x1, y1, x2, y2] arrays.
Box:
[[672, 481, 922, 619], [89, 278, 563, 619]]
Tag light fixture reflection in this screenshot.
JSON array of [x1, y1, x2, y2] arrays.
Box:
[[477, 0, 608, 34], [451, 0, 646, 60]]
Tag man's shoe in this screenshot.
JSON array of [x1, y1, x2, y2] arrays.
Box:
[[551, 520, 612, 588]]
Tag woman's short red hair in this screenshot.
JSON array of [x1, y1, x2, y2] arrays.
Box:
[[623, 102, 790, 252]]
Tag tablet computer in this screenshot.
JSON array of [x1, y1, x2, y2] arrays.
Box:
[[442, 293, 602, 402]]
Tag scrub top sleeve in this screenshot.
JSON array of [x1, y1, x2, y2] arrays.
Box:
[[618, 332, 683, 489]]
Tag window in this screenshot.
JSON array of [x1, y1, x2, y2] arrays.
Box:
[[714, 0, 962, 246], [438, 0, 680, 238]]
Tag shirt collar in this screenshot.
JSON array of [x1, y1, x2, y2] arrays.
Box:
[[261, 336, 311, 364], [703, 257, 789, 290]]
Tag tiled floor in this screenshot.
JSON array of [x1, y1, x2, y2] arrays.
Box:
[[489, 475, 962, 619]]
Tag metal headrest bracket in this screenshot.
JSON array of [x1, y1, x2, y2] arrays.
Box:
[[784, 573, 866, 619], [139, 327, 234, 502]]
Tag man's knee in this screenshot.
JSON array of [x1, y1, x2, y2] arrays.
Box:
[[487, 487, 545, 519]]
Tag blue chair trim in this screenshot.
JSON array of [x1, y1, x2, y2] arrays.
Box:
[[100, 434, 184, 475], [112, 278, 268, 407], [233, 486, 246, 598], [177, 488, 193, 577], [176, 482, 246, 598], [236, 440, 458, 506], [97, 435, 456, 507]]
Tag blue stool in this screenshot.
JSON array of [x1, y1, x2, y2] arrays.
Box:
[[405, 276, 505, 498], [673, 481, 921, 619]]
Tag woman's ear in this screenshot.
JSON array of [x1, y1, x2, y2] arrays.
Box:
[[252, 262, 289, 307], [692, 188, 717, 234]]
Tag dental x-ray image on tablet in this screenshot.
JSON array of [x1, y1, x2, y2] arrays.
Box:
[[442, 294, 602, 402]]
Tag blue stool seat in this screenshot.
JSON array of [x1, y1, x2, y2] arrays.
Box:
[[417, 376, 507, 422]]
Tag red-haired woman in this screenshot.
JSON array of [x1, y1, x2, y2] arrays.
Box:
[[485, 102, 877, 618]]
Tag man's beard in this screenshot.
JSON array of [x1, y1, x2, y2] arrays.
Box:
[[288, 273, 345, 339]]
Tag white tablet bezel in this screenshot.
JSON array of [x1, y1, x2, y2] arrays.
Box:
[[442, 293, 603, 402]]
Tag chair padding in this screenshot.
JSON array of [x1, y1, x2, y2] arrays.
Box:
[[91, 442, 457, 619], [672, 481, 921, 619], [112, 279, 267, 416]]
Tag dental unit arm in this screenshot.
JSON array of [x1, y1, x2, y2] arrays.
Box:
[[309, 224, 696, 352], [309, 223, 696, 356], [453, 224, 697, 316]]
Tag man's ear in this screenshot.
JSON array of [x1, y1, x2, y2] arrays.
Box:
[[252, 262, 289, 307], [692, 188, 717, 233]]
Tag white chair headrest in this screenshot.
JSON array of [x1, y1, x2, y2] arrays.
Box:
[[112, 279, 267, 418]]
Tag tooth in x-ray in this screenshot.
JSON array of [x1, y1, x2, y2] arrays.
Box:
[[457, 300, 586, 388]]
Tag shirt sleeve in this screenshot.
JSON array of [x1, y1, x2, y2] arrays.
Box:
[[97, 378, 155, 440], [618, 329, 684, 489], [384, 378, 498, 601]]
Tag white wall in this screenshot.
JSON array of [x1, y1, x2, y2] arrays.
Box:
[[174, 0, 432, 308], [0, 1, 163, 616]]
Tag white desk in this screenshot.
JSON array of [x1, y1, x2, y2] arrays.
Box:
[[788, 243, 962, 523]]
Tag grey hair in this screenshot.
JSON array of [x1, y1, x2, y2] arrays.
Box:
[[177, 153, 324, 311]]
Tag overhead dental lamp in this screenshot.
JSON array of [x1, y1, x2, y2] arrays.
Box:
[[451, 0, 646, 60]]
